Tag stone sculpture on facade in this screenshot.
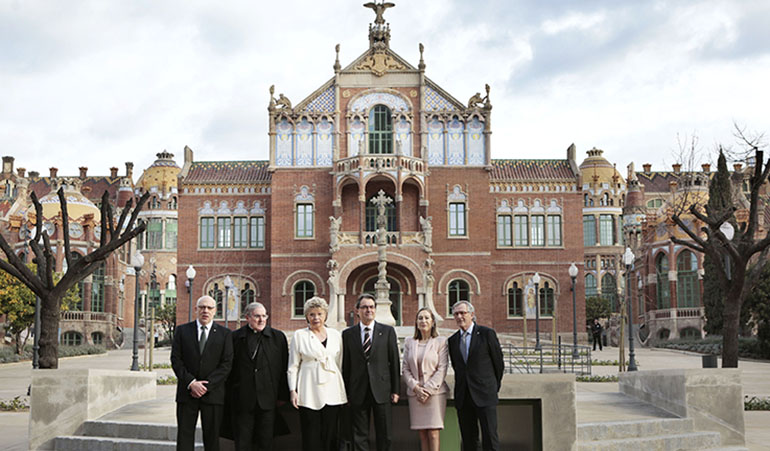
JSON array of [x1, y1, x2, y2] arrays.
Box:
[[363, 1, 395, 25], [467, 83, 491, 109], [371, 189, 396, 325], [419, 215, 433, 253], [269, 85, 292, 112], [329, 216, 342, 253]]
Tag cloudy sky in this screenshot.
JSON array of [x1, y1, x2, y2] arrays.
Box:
[[1, 0, 769, 178]]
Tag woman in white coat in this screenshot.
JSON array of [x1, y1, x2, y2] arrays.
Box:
[[402, 307, 449, 451], [288, 296, 347, 451]]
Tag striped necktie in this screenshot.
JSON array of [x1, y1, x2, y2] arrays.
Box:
[[363, 327, 371, 361], [461, 331, 469, 362]]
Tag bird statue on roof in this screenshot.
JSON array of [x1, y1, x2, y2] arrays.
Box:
[[364, 1, 395, 25]]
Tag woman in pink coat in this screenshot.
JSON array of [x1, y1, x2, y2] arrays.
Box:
[[402, 307, 449, 451]]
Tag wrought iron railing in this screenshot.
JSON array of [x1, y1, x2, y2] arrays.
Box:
[[502, 339, 592, 375]]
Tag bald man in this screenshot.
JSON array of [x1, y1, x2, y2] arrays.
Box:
[[171, 295, 233, 450]]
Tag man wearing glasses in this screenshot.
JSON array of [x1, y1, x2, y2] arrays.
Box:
[[447, 301, 504, 451], [171, 295, 233, 450]]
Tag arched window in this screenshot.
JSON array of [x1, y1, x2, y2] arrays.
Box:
[[584, 193, 590, 207], [539, 281, 554, 316], [368, 105, 393, 154], [91, 263, 105, 312], [601, 274, 617, 312], [241, 283, 256, 314], [61, 331, 83, 346], [170, 196, 178, 210], [585, 274, 597, 298], [91, 332, 104, 346], [658, 328, 670, 340], [208, 283, 224, 318], [447, 279, 470, 315], [508, 282, 523, 317], [293, 281, 316, 318], [677, 251, 700, 308], [365, 193, 396, 233], [656, 253, 670, 309]]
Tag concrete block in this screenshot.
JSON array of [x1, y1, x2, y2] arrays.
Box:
[[578, 418, 693, 441], [619, 369, 745, 446], [29, 369, 156, 450]]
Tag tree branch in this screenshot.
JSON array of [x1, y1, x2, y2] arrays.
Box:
[[670, 236, 706, 254], [671, 213, 709, 250], [121, 192, 150, 239], [57, 187, 73, 271], [41, 231, 55, 290], [99, 191, 108, 248], [0, 231, 41, 291]]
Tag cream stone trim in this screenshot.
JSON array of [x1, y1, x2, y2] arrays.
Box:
[[281, 270, 326, 296], [437, 269, 481, 295]]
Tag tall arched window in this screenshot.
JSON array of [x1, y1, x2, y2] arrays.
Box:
[[241, 283, 256, 313], [508, 282, 523, 317], [365, 193, 396, 232], [539, 281, 554, 316], [447, 279, 470, 315], [656, 253, 670, 309], [601, 274, 617, 312], [677, 251, 700, 308], [293, 281, 316, 318], [61, 331, 82, 346], [368, 105, 393, 154], [585, 274, 597, 298], [91, 263, 105, 313]]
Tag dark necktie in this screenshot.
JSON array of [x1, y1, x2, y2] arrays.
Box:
[[199, 325, 207, 354], [363, 327, 371, 361], [461, 331, 469, 363]]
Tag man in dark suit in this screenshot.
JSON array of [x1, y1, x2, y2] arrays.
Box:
[[171, 295, 233, 451], [448, 300, 504, 451], [342, 294, 400, 451], [227, 302, 288, 451]]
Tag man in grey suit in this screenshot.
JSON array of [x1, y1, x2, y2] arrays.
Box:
[[342, 294, 400, 451], [447, 301, 504, 451]]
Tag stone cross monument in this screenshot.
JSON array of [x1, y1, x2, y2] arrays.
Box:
[[371, 190, 396, 326]]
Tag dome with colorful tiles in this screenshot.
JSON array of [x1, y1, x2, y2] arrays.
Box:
[[579, 147, 625, 186], [37, 178, 101, 222], [136, 151, 180, 192]]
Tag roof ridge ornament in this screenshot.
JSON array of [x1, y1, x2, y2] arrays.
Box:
[[364, 1, 394, 50]]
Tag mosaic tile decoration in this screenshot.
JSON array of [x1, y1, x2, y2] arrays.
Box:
[[303, 85, 335, 113], [425, 85, 457, 111], [350, 92, 409, 113]]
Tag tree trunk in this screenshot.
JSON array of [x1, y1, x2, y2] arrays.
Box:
[[38, 292, 62, 369], [14, 331, 23, 355], [721, 281, 744, 368]]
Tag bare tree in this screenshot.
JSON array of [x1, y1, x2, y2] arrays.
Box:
[[670, 140, 770, 367], [0, 188, 149, 368]]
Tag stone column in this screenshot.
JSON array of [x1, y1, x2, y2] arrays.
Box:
[[371, 190, 396, 326]]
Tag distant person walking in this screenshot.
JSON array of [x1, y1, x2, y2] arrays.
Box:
[[591, 319, 603, 351], [402, 308, 449, 451], [447, 301, 504, 451]]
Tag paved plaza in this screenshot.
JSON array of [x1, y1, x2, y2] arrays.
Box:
[[1, 345, 768, 450]]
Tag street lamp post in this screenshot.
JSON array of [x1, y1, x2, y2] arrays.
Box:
[[223, 275, 233, 329], [569, 263, 579, 359], [720, 222, 735, 281], [131, 252, 144, 371], [533, 272, 541, 351], [186, 265, 196, 322], [624, 248, 638, 371]]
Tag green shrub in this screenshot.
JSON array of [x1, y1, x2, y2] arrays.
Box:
[[157, 375, 177, 385], [745, 396, 770, 411], [576, 375, 618, 383], [0, 396, 29, 411], [58, 345, 107, 358]]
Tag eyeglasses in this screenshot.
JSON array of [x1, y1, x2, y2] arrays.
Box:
[[197, 305, 215, 310], [453, 311, 471, 316]]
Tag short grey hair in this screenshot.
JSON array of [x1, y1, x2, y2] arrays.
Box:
[[244, 302, 267, 317], [303, 296, 329, 317], [451, 300, 474, 314], [197, 295, 216, 307]]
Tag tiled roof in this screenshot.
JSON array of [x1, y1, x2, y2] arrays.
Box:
[[490, 159, 575, 181], [637, 172, 714, 193], [185, 161, 271, 184], [27, 177, 123, 204]]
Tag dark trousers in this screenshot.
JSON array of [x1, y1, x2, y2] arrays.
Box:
[[299, 405, 340, 451], [176, 400, 223, 451], [235, 406, 276, 451], [350, 389, 392, 451], [456, 388, 499, 451], [592, 333, 603, 350]]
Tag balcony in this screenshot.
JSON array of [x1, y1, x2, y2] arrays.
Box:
[[646, 307, 704, 321], [61, 311, 117, 324], [334, 154, 425, 178]]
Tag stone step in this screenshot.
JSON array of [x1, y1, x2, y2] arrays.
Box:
[[578, 418, 694, 441], [80, 420, 202, 442], [577, 431, 722, 451], [55, 435, 203, 451]]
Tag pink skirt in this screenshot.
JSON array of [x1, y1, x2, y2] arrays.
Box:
[[407, 392, 447, 430]]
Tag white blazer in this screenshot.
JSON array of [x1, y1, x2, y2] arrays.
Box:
[[402, 336, 450, 397], [287, 327, 347, 410]]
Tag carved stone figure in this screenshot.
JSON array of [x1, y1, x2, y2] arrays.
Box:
[[363, 1, 395, 25], [268, 85, 276, 109], [468, 92, 485, 109], [419, 216, 433, 252], [329, 216, 341, 252], [276, 93, 292, 110]]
